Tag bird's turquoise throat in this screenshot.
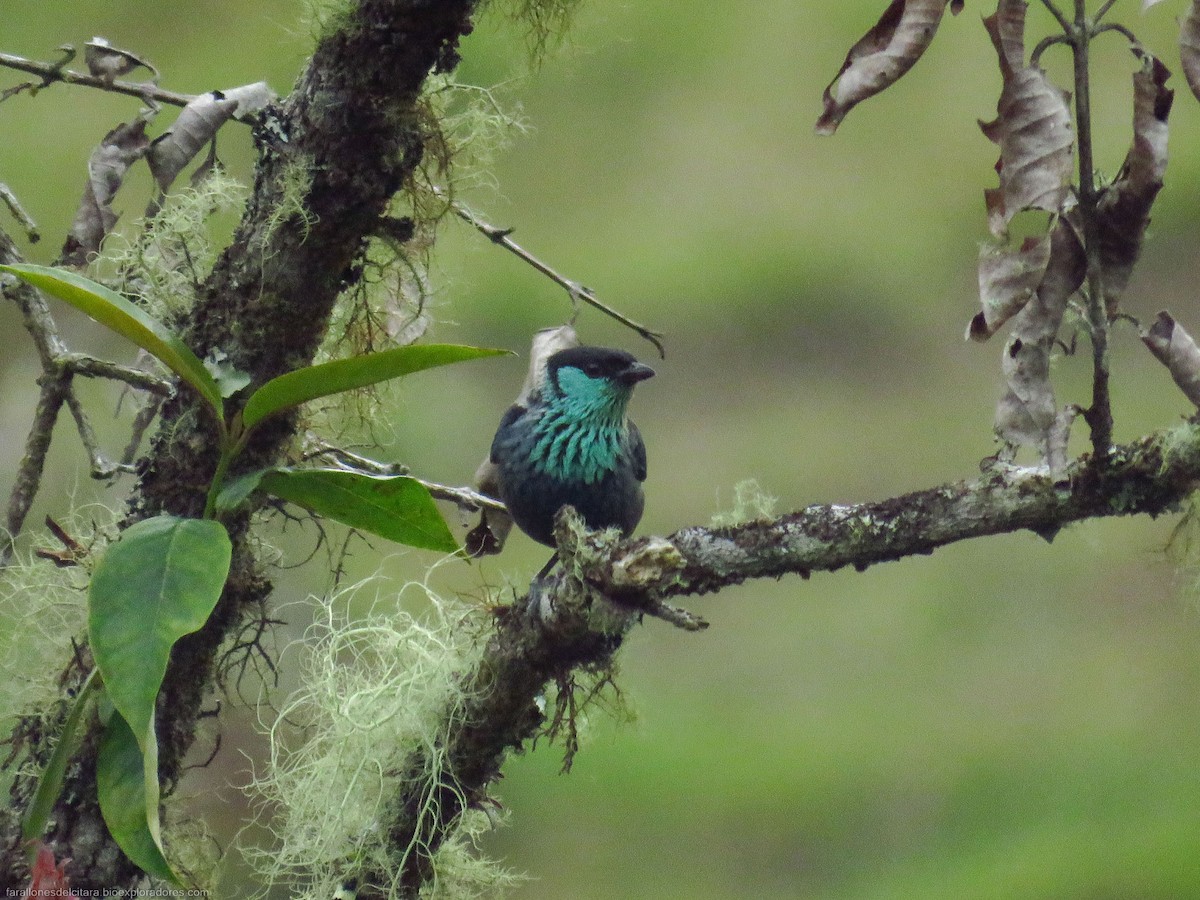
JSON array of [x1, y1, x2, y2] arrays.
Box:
[[528, 368, 632, 484]]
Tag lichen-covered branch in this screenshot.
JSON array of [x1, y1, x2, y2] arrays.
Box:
[[580, 428, 1195, 599], [372, 423, 1200, 894]]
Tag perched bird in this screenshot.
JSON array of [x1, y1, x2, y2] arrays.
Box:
[[488, 345, 655, 553], [467, 324, 580, 557]]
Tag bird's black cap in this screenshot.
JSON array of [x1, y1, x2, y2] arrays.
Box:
[[547, 346, 655, 386]]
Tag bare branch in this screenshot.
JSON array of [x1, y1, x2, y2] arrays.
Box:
[[0, 49, 194, 108], [59, 353, 173, 395], [0, 183, 39, 242], [1037, 0, 1072, 33], [302, 433, 507, 513], [120, 395, 165, 467], [61, 385, 135, 480], [1093, 0, 1120, 24], [1069, 0, 1114, 457], [2, 375, 68, 567], [444, 195, 667, 358], [1, 225, 169, 560]]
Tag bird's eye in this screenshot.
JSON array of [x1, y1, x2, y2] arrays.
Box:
[[583, 363, 602, 377]]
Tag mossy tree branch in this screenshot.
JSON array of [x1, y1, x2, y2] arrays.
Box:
[[369, 423, 1200, 894], [1, 0, 482, 890]]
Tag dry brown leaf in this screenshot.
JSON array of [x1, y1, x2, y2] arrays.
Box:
[[84, 37, 158, 85], [465, 324, 580, 557], [147, 82, 273, 195], [980, 0, 1074, 238], [815, 0, 958, 136], [994, 217, 1085, 462], [1142, 311, 1200, 408], [969, 233, 1052, 342], [1183, 2, 1200, 102], [59, 118, 151, 266], [1096, 51, 1172, 316]]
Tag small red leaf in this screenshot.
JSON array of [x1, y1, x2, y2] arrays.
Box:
[[25, 842, 80, 899]]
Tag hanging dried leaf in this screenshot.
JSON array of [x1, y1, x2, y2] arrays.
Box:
[[219, 81, 275, 122], [979, 0, 1074, 238], [1096, 51, 1172, 316], [1183, 1, 1200, 102], [147, 83, 274, 194], [59, 118, 151, 267], [466, 324, 580, 557], [815, 0, 959, 135], [1142, 311, 1200, 408], [994, 217, 1085, 461], [84, 37, 158, 85], [968, 233, 1052, 341]]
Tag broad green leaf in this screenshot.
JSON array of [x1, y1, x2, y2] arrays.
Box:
[[240, 343, 509, 432], [97, 713, 179, 884], [258, 468, 460, 553], [21, 668, 100, 844], [0, 263, 224, 419], [212, 468, 266, 514], [88, 515, 232, 749]]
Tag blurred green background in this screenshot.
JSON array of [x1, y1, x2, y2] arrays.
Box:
[[4, 1, 1200, 897]]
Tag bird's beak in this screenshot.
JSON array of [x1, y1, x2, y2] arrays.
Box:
[[618, 361, 656, 385]]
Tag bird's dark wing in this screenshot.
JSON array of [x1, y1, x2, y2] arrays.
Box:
[[489, 403, 527, 464], [629, 421, 647, 482]]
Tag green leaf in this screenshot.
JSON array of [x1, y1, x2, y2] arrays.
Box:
[[21, 668, 100, 844], [203, 348, 252, 398], [212, 469, 266, 514], [88, 515, 232, 749], [240, 343, 509, 432], [97, 713, 180, 884], [0, 263, 224, 420], [257, 468, 460, 553]]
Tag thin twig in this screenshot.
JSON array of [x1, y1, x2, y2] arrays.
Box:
[[0, 183, 39, 243], [1038, 0, 1073, 33], [0, 50, 194, 109], [420, 480, 507, 513], [1031, 33, 1071, 67], [61, 382, 135, 480], [1069, 0, 1114, 458], [60, 353, 173, 395], [2, 378, 68, 566], [1093, 21, 1139, 46], [302, 434, 508, 513], [1093, 0, 1119, 24], [443, 195, 667, 358], [120, 395, 165, 467]]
